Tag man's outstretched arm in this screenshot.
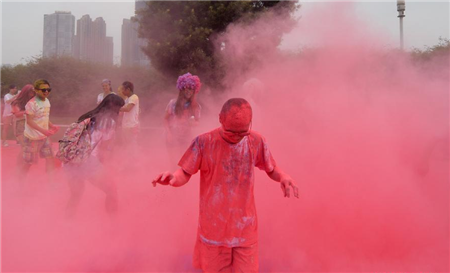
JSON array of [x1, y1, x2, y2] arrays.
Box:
[[153, 168, 192, 187], [266, 166, 299, 198]]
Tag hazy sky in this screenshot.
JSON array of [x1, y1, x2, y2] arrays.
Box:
[[1, 1, 449, 66]]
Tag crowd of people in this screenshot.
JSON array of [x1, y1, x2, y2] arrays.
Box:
[[1, 73, 298, 273]]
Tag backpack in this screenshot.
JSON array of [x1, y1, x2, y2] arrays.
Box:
[[56, 118, 93, 164]]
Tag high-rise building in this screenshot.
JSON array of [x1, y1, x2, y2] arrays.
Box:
[[73, 15, 114, 65], [121, 0, 150, 67], [43, 11, 75, 58], [121, 17, 149, 66], [72, 15, 91, 61]]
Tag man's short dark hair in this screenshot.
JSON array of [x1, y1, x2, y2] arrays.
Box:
[[220, 98, 252, 116], [122, 81, 134, 92], [9, 84, 16, 89]]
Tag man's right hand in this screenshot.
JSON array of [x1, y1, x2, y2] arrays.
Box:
[[152, 171, 175, 187]]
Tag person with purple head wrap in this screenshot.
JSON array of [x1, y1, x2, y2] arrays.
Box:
[[164, 72, 202, 165]]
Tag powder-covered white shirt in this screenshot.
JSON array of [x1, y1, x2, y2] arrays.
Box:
[[2, 93, 15, 117], [24, 97, 51, 140], [122, 94, 140, 128]]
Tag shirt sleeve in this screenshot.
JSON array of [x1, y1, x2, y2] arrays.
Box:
[[178, 136, 202, 175], [128, 94, 138, 105], [25, 101, 35, 116], [4, 94, 13, 104], [254, 135, 276, 173]]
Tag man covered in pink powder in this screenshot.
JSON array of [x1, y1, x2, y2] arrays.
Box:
[[153, 98, 298, 272]]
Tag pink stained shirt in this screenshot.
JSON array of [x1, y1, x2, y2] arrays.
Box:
[[179, 128, 276, 248]]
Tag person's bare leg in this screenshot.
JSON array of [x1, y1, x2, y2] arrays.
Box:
[[43, 157, 57, 186], [91, 178, 118, 215], [2, 116, 12, 146], [16, 157, 31, 179], [45, 157, 55, 174], [16, 135, 25, 147], [15, 159, 32, 193], [66, 179, 85, 218]]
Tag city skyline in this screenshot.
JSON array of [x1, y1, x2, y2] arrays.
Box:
[[41, 1, 150, 67], [43, 11, 115, 65], [2, 1, 449, 66], [2, 1, 135, 66]]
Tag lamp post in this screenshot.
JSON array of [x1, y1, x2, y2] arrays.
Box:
[[397, 0, 406, 50]]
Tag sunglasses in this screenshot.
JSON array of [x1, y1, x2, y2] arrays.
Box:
[[222, 130, 251, 138], [222, 122, 252, 137], [37, 88, 52, 93]]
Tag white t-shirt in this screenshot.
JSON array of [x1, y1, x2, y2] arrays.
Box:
[[24, 97, 51, 140], [122, 94, 139, 128], [97, 92, 116, 105], [3, 93, 15, 117]]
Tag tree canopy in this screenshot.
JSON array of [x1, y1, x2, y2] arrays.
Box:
[[136, 1, 298, 88], [411, 37, 450, 62]]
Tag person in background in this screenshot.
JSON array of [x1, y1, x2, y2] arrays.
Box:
[[164, 72, 202, 164], [153, 98, 299, 273], [11, 84, 35, 146], [97, 79, 115, 105], [65, 94, 125, 217], [19, 79, 59, 177], [119, 81, 140, 145], [2, 84, 19, 146]]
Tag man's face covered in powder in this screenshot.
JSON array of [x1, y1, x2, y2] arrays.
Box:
[[219, 105, 252, 144]]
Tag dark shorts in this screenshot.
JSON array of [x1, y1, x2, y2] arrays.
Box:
[[22, 137, 53, 164], [193, 238, 259, 273]]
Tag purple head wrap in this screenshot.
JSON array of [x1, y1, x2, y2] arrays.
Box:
[[176, 73, 202, 93]]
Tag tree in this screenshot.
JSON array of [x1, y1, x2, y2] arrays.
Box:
[[410, 38, 449, 79], [136, 1, 298, 89], [411, 37, 450, 62]]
